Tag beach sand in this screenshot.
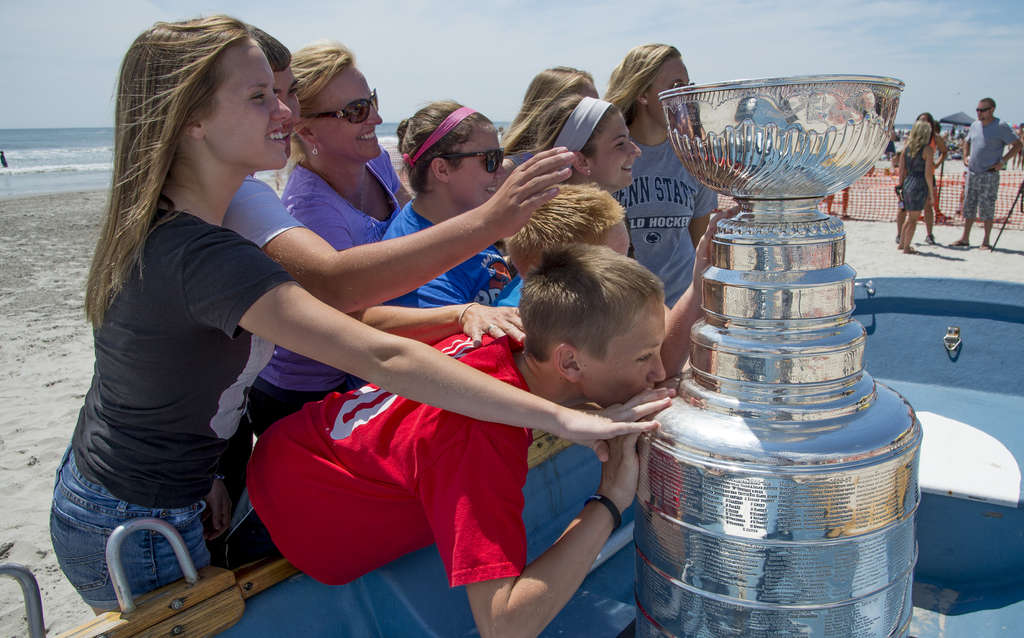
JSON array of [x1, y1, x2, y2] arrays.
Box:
[[2, 190, 1023, 636]]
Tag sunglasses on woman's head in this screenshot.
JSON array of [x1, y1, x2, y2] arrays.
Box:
[[309, 89, 378, 123], [438, 147, 505, 173]]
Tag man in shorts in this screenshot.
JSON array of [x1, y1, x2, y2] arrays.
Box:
[[248, 244, 670, 637], [954, 97, 1022, 249]]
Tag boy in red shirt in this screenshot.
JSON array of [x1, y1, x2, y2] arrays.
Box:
[[248, 244, 669, 637]]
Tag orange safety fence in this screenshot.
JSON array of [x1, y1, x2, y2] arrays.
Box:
[[717, 169, 1024, 230]]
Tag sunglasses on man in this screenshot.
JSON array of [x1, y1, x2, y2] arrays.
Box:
[[977, 106, 993, 113], [309, 89, 378, 124], [438, 148, 505, 173]]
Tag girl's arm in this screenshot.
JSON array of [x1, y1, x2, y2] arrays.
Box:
[[934, 135, 948, 165], [357, 303, 524, 345], [262, 149, 574, 313], [464, 430, 644, 638], [239, 282, 656, 455], [925, 150, 935, 195], [662, 208, 735, 375]]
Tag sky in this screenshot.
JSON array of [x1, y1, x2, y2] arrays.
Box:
[[3, 0, 1023, 129]]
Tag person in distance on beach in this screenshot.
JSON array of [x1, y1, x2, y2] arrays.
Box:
[[49, 16, 660, 611], [953, 97, 1022, 249], [605, 44, 716, 306], [897, 120, 935, 253], [904, 112, 946, 245], [248, 244, 670, 638]]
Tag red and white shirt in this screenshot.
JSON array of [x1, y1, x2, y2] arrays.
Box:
[[248, 335, 533, 587]]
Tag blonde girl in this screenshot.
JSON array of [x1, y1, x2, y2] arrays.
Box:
[[605, 44, 717, 305]]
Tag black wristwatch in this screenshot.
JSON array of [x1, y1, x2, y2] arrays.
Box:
[[586, 494, 622, 530]]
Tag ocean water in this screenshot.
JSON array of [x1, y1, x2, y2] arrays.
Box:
[[0, 128, 115, 199], [0, 126, 404, 200]]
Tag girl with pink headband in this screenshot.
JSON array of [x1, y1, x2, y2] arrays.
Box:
[[378, 102, 520, 313]]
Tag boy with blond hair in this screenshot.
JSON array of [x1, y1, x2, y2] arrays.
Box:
[[249, 244, 670, 638], [495, 184, 631, 306]]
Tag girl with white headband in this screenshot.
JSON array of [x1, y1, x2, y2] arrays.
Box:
[[502, 66, 599, 156], [527, 94, 641, 193], [491, 96, 638, 308]]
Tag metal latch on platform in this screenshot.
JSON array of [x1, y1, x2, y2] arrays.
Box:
[[943, 326, 961, 353]]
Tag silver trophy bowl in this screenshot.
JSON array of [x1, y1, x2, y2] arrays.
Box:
[[661, 74, 903, 201], [634, 76, 920, 638]]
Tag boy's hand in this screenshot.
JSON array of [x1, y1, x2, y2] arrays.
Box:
[[593, 387, 674, 422], [597, 432, 644, 513], [657, 375, 683, 393]]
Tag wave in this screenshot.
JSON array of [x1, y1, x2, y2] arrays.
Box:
[[1, 163, 112, 175]]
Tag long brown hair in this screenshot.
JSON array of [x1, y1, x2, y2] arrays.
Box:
[[529, 94, 620, 158], [905, 120, 934, 159], [503, 67, 596, 154], [84, 16, 253, 326]]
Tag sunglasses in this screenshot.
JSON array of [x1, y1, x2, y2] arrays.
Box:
[[309, 89, 378, 123], [977, 106, 993, 113], [438, 147, 505, 173]]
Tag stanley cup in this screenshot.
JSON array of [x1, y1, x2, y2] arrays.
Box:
[[635, 75, 921, 637]]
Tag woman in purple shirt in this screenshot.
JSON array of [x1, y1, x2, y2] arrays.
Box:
[[250, 41, 402, 431]]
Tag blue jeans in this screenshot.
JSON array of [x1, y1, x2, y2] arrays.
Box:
[[49, 449, 210, 609]]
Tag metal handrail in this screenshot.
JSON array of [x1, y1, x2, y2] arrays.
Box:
[[106, 518, 199, 614], [0, 562, 46, 638]]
